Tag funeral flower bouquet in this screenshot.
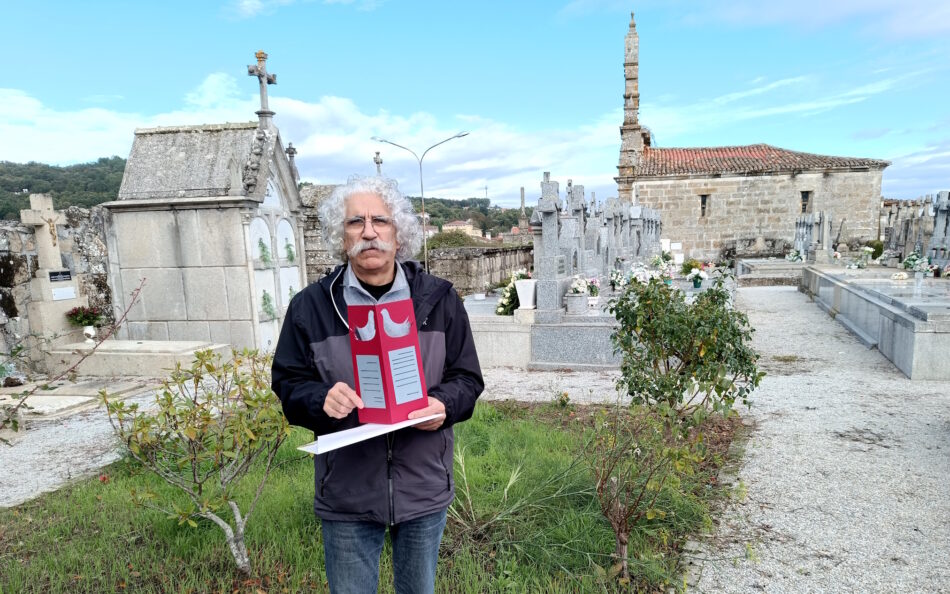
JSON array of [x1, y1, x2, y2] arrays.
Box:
[[785, 249, 803, 262], [495, 269, 531, 315], [569, 276, 590, 294], [901, 251, 924, 271], [609, 269, 627, 291], [65, 305, 103, 327]]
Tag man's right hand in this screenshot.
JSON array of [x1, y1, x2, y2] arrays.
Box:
[[323, 382, 364, 419]]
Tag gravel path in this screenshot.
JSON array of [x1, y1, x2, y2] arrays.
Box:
[[2, 286, 948, 594], [691, 287, 950, 593]]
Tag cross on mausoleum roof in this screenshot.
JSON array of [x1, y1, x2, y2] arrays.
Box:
[[247, 50, 277, 125]]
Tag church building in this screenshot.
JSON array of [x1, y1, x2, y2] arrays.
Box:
[[615, 14, 889, 261]]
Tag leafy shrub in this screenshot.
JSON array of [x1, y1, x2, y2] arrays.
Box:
[[608, 276, 762, 426], [101, 350, 289, 575], [866, 240, 883, 260], [427, 230, 481, 249]]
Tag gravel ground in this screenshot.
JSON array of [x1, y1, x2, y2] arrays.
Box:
[[691, 287, 950, 594], [2, 286, 948, 594]]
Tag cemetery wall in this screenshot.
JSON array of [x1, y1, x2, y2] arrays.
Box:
[[0, 206, 112, 364], [426, 246, 534, 295], [635, 170, 883, 261]]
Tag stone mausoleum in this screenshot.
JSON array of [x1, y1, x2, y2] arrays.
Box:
[[102, 52, 306, 350], [615, 13, 890, 261]]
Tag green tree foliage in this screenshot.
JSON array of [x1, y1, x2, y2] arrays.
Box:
[[408, 196, 532, 238], [0, 157, 126, 219]]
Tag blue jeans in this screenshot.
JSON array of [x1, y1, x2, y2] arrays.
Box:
[[321, 509, 448, 594]]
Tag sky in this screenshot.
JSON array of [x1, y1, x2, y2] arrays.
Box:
[[2, 0, 949, 207]]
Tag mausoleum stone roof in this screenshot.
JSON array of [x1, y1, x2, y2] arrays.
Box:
[[633, 144, 889, 178], [118, 122, 261, 200]]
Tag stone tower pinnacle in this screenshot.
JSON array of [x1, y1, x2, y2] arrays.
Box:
[[615, 12, 650, 202]]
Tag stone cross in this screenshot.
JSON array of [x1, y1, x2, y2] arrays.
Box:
[[374, 151, 383, 175], [20, 194, 66, 270], [247, 50, 277, 118]]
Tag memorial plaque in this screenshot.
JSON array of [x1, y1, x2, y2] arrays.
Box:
[[49, 270, 72, 282]]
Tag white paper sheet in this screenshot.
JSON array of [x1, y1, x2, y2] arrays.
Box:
[[297, 413, 445, 455]]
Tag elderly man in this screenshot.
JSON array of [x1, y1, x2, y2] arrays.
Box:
[[271, 175, 483, 593]]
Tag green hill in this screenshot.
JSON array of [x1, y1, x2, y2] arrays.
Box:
[[0, 157, 126, 220]]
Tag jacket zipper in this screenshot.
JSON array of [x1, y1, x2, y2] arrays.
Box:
[[387, 433, 395, 526], [441, 432, 451, 490]]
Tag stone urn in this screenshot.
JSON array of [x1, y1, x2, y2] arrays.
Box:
[[82, 325, 96, 345], [514, 279, 537, 310], [565, 292, 587, 314]]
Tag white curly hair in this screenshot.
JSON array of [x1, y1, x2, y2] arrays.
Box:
[[319, 175, 423, 263]]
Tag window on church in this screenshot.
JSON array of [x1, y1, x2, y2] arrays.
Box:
[[700, 194, 709, 217], [801, 191, 811, 213]]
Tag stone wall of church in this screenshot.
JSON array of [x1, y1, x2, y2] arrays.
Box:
[[634, 170, 883, 261]]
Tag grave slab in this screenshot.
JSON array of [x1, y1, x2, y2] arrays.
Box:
[[801, 265, 950, 379], [45, 340, 231, 377]]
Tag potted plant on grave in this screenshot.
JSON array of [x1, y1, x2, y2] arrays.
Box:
[[565, 276, 589, 314], [680, 258, 702, 276], [65, 305, 103, 344], [587, 277, 601, 308], [686, 267, 708, 289]]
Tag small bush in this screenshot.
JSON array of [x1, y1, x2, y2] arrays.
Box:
[[608, 276, 763, 426], [427, 231, 482, 249], [866, 240, 883, 260]]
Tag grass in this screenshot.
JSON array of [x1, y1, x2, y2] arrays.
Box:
[[0, 401, 741, 593]]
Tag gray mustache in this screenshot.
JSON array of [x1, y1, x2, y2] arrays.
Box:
[[347, 239, 394, 259]]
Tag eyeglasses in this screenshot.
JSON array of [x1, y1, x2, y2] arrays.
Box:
[[344, 215, 394, 233]]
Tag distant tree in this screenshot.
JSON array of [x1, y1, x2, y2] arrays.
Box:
[[0, 157, 126, 219]]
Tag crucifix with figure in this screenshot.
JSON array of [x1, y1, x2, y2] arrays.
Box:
[[20, 194, 67, 271]]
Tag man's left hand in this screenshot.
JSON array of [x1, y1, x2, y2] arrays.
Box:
[[408, 397, 446, 431]]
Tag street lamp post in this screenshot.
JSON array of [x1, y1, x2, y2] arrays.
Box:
[[371, 131, 470, 272]]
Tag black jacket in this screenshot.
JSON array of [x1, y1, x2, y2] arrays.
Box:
[[271, 261, 483, 524]]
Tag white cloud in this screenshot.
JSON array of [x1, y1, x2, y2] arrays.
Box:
[[644, 73, 907, 140], [0, 76, 622, 206]]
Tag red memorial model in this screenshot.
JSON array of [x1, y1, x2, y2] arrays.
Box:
[[348, 299, 428, 424]]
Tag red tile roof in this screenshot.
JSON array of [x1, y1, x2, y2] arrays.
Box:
[[634, 144, 889, 177]]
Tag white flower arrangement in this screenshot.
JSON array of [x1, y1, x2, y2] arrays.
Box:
[[685, 268, 708, 281], [629, 265, 658, 285], [569, 276, 589, 294], [609, 269, 627, 289], [785, 249, 803, 262], [862, 246, 875, 254], [891, 271, 909, 281]]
